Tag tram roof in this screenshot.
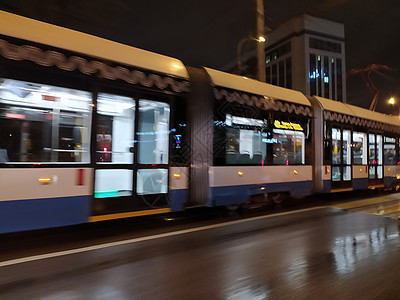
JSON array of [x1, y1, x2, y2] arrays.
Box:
[[204, 68, 311, 107], [314, 96, 400, 127], [0, 10, 189, 79]]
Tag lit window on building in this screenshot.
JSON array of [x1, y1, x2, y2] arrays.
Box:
[[265, 42, 292, 88], [309, 54, 343, 101], [309, 37, 342, 53]]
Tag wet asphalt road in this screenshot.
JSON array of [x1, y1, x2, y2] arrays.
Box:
[[1, 202, 400, 299]]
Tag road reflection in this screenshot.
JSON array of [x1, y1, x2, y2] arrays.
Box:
[[3, 208, 400, 299], [332, 226, 400, 275], [221, 209, 400, 298]]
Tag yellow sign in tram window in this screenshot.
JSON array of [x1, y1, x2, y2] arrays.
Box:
[[274, 120, 303, 131]]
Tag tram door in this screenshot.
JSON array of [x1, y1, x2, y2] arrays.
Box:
[[93, 93, 170, 215], [331, 127, 352, 189], [368, 132, 383, 185]]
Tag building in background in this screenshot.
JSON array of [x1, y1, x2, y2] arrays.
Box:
[[231, 14, 346, 102]]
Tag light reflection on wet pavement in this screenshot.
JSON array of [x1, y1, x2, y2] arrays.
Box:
[[2, 207, 400, 299], [338, 193, 400, 219]]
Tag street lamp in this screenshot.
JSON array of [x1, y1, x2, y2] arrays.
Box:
[[388, 97, 400, 117], [237, 36, 265, 76]]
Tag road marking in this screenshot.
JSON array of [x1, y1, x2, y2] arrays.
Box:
[[368, 204, 400, 216], [333, 194, 400, 210], [89, 208, 171, 222], [0, 206, 326, 268], [331, 187, 353, 193]]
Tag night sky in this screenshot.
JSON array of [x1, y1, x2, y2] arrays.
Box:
[[0, 0, 399, 113]]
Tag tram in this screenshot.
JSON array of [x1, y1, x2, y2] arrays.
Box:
[[1, 11, 400, 233]]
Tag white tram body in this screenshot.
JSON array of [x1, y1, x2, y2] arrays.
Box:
[[1, 10, 400, 234]]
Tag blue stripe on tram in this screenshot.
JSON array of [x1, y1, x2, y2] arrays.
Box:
[[0, 195, 90, 234]]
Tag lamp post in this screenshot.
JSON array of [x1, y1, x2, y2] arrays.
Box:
[[256, 0, 266, 82], [237, 36, 265, 76]]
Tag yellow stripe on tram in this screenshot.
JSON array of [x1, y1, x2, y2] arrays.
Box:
[[89, 208, 171, 222]]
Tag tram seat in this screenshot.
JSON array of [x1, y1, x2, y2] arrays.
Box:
[[273, 155, 287, 164], [226, 153, 237, 164], [252, 153, 262, 164], [238, 153, 251, 164], [0, 149, 9, 162]]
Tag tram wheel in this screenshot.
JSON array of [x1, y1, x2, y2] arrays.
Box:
[[225, 204, 240, 212], [269, 192, 289, 208]]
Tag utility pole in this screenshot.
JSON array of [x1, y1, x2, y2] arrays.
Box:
[[256, 0, 266, 82]]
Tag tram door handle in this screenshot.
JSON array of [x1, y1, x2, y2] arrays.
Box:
[[129, 146, 135, 153]]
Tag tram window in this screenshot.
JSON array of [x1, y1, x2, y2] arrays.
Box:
[[323, 123, 332, 164], [353, 131, 367, 165], [377, 166, 383, 179], [0, 78, 92, 163], [368, 134, 375, 164], [137, 169, 168, 195], [332, 166, 341, 181], [332, 128, 341, 164], [137, 100, 170, 164], [272, 129, 305, 165], [369, 166, 375, 179], [224, 114, 267, 165], [369, 133, 383, 165], [384, 136, 397, 165], [343, 166, 351, 181], [96, 93, 135, 164], [342, 129, 351, 165], [170, 99, 188, 165], [377, 135, 383, 165], [94, 169, 133, 198]]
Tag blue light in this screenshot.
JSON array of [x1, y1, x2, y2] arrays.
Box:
[[309, 70, 320, 79], [262, 138, 278, 144]]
